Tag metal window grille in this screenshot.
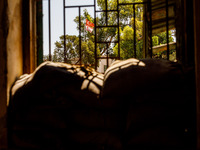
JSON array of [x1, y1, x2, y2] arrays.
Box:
[[43, 0, 177, 72]]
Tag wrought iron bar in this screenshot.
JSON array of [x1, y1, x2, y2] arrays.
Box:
[[166, 0, 169, 60], [96, 25, 118, 28], [64, 4, 96, 65], [94, 0, 97, 70], [134, 4, 136, 58], [48, 0, 51, 61], [96, 41, 119, 43], [117, 0, 120, 60], [36, 0, 43, 65], [63, 0, 66, 62], [144, 8, 147, 57], [65, 5, 94, 8], [62, 1, 148, 70], [105, 0, 108, 26], [149, 0, 153, 58], [119, 2, 145, 5], [96, 10, 118, 12], [79, 6, 82, 65]]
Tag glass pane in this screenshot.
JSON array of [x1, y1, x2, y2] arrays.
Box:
[[108, 0, 117, 10], [96, 0, 106, 10], [96, 27, 118, 42], [135, 4, 144, 59], [96, 12, 106, 26], [108, 12, 118, 25]]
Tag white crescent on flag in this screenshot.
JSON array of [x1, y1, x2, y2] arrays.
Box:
[[85, 19, 94, 33], [86, 19, 94, 27], [85, 25, 93, 33]]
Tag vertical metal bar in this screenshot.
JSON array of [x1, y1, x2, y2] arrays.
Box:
[[117, 0, 120, 59], [105, 0, 108, 64], [174, 4, 177, 61], [79, 7, 82, 66], [144, 4, 147, 58], [149, 0, 152, 58], [134, 4, 136, 58], [106, 43, 109, 68], [94, 0, 97, 70], [36, 0, 43, 65], [166, 0, 169, 60], [105, 0, 108, 26], [63, 0, 67, 63], [48, 0, 51, 61], [183, 0, 187, 65]]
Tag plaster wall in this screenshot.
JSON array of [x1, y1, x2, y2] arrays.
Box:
[[6, 0, 23, 105], [0, 0, 23, 148], [0, 0, 8, 149], [194, 0, 200, 149]]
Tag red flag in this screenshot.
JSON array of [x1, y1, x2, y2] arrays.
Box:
[[86, 19, 94, 28], [85, 25, 93, 33]]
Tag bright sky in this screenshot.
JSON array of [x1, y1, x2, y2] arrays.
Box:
[[43, 0, 95, 55]]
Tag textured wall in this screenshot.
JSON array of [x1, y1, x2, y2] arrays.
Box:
[[7, 0, 23, 105], [194, 0, 200, 149], [0, 0, 8, 149], [0, 0, 23, 149]]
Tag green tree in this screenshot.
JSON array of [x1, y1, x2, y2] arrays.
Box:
[[53, 0, 145, 63], [96, 0, 143, 56], [155, 31, 174, 45], [53, 9, 100, 66], [53, 34, 100, 65], [152, 36, 159, 46], [113, 26, 134, 59], [152, 31, 175, 60], [96, 0, 145, 59], [53, 35, 79, 63], [113, 25, 143, 59], [53, 0, 176, 63]]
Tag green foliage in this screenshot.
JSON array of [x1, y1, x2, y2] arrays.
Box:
[[113, 25, 143, 59], [114, 26, 133, 59], [53, 0, 146, 63], [154, 31, 174, 45], [100, 0, 145, 59], [152, 36, 159, 46], [53, 35, 79, 63], [95, 0, 144, 57], [53, 34, 100, 65], [152, 31, 175, 60], [82, 40, 99, 65], [53, 9, 100, 65], [52, 0, 176, 64]]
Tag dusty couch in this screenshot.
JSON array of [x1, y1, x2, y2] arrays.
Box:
[[8, 58, 196, 150]]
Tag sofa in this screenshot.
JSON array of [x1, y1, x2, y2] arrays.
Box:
[[8, 58, 196, 149]]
